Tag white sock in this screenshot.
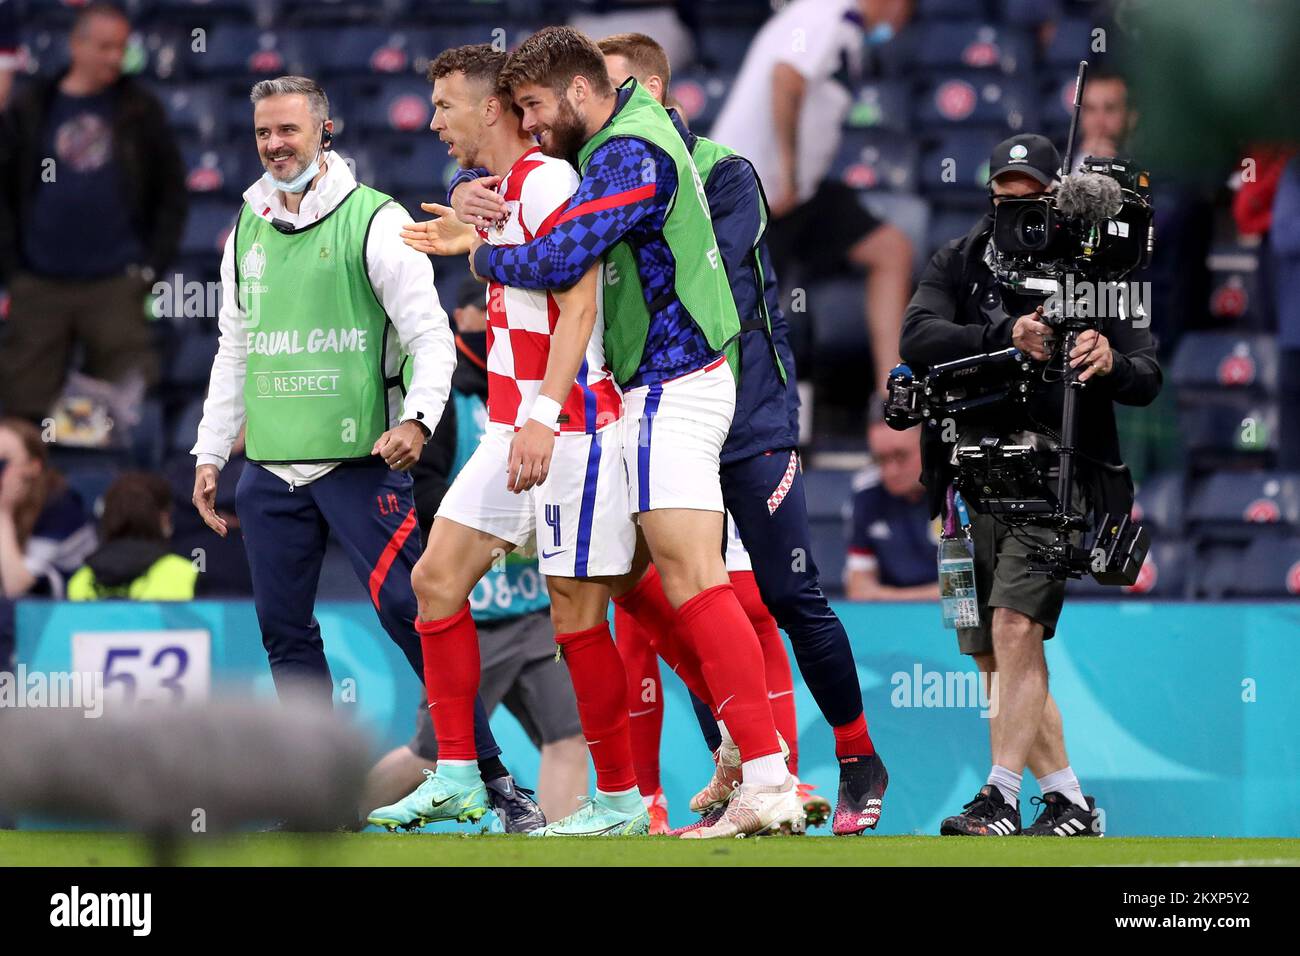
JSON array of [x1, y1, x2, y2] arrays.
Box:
[[742, 753, 788, 788], [1037, 766, 1088, 810], [987, 765, 1022, 807]]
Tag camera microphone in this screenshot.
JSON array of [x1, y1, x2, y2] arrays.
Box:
[[1055, 172, 1124, 222], [270, 218, 296, 234]]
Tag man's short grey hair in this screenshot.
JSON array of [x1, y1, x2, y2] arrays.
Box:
[[249, 76, 330, 128]]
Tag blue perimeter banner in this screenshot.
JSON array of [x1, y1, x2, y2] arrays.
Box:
[[15, 599, 1300, 837]]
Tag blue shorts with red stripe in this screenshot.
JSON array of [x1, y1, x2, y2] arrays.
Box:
[[235, 458, 501, 758]]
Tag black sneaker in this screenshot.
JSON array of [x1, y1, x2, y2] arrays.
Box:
[[1023, 792, 1100, 837], [831, 753, 889, 835], [486, 775, 547, 833], [940, 785, 1021, 836]]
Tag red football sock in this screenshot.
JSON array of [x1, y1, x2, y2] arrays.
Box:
[[614, 566, 715, 711], [833, 712, 876, 758], [731, 570, 799, 776], [677, 583, 781, 761], [416, 603, 480, 761], [557, 622, 637, 794], [613, 605, 663, 795]]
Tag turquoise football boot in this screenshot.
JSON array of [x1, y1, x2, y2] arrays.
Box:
[[530, 794, 650, 837], [368, 768, 490, 831]]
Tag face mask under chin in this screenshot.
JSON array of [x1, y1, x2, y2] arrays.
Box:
[[262, 150, 321, 194]]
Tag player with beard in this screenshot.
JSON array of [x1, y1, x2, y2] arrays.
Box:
[[374, 45, 649, 836], [463, 27, 804, 839]]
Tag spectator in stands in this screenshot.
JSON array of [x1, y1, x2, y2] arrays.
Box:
[[843, 412, 938, 601], [67, 472, 196, 600], [0, 417, 97, 599], [0, 0, 18, 110], [0, 2, 186, 423], [710, 0, 915, 394]]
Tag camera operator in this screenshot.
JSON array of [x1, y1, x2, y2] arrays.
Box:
[[899, 133, 1162, 837]]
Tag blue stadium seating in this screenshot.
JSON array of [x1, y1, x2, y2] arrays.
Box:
[[145, 80, 223, 140], [1042, 17, 1096, 68], [694, 24, 758, 72], [165, 331, 221, 391], [169, 397, 207, 456], [1171, 332, 1279, 396], [916, 0, 990, 19], [1132, 470, 1187, 536], [1207, 245, 1270, 329], [926, 203, 980, 252], [179, 198, 238, 259], [1187, 471, 1300, 543], [1177, 397, 1278, 459], [669, 69, 735, 134], [181, 142, 249, 197], [918, 129, 1002, 201], [829, 127, 919, 193], [309, 26, 434, 77], [1191, 543, 1246, 599], [911, 21, 1035, 74], [184, 25, 306, 77], [1231, 536, 1300, 597], [16, 25, 69, 76], [913, 72, 1040, 133], [348, 75, 435, 134], [373, 136, 447, 195], [806, 278, 870, 372], [998, 0, 1065, 23], [1070, 537, 1189, 599], [843, 79, 913, 134]]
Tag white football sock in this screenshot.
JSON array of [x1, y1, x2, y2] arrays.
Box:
[[742, 753, 788, 788], [987, 765, 1022, 807], [1037, 766, 1088, 810]]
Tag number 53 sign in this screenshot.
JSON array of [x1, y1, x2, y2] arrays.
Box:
[[71, 630, 212, 707]]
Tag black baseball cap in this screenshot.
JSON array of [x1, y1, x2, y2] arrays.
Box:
[[987, 133, 1061, 187]]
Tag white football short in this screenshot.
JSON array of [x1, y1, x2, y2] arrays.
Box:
[[437, 421, 635, 578], [724, 510, 753, 573], [622, 355, 734, 515]]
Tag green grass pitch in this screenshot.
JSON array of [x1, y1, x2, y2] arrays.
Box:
[[2, 832, 1297, 867]]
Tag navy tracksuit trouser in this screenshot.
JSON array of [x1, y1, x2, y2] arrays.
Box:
[[235, 459, 501, 758], [720, 449, 865, 731]]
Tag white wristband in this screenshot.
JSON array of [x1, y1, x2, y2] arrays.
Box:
[[528, 395, 563, 431]]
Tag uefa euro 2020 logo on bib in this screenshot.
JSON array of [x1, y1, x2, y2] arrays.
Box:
[[240, 242, 269, 328]]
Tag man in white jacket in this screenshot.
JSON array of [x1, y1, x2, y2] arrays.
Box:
[[190, 76, 535, 825]]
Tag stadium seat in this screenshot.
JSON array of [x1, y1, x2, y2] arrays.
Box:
[[911, 21, 1035, 74], [1170, 332, 1279, 395], [916, 0, 989, 19], [376, 136, 449, 196], [179, 199, 239, 259], [1177, 397, 1278, 459], [1191, 543, 1247, 600], [669, 69, 735, 134], [17, 26, 70, 76], [181, 143, 248, 197], [145, 80, 223, 140], [843, 79, 913, 134], [694, 24, 758, 72], [309, 26, 432, 77], [918, 130, 1003, 201], [829, 128, 919, 193], [1039, 69, 1081, 138], [150, 0, 261, 22], [801, 468, 857, 522], [169, 397, 207, 456], [1206, 246, 1267, 328], [349, 76, 435, 134], [913, 72, 1040, 133], [165, 331, 221, 391], [806, 278, 870, 376], [1131, 470, 1187, 536], [184, 26, 306, 77], [1042, 17, 1096, 69], [1186, 471, 1300, 543], [997, 0, 1065, 23], [926, 204, 979, 254], [1230, 536, 1300, 597], [317, 540, 368, 600], [1069, 537, 1189, 599]]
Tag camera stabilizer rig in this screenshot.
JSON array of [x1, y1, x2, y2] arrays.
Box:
[[886, 60, 1151, 584]]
